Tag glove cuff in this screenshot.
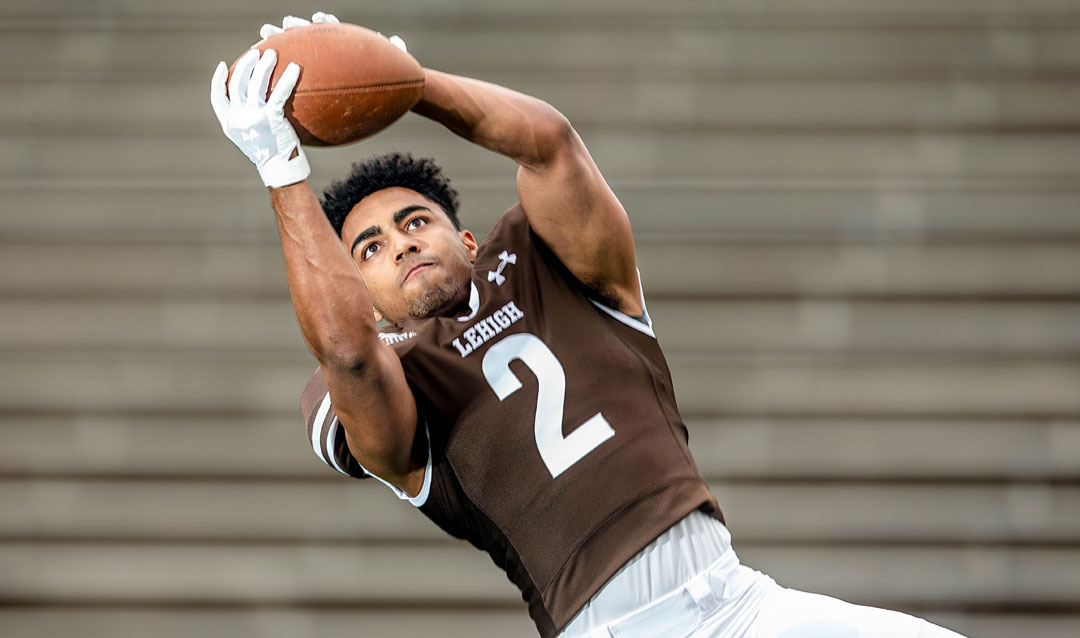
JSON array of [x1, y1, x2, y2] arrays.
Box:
[[259, 147, 311, 188]]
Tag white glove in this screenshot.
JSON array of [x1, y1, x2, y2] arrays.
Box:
[[258, 11, 338, 41], [209, 48, 310, 188], [257, 11, 409, 53]]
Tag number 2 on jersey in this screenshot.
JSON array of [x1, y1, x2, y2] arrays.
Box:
[[482, 333, 614, 478]]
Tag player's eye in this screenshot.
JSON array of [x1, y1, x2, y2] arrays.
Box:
[[361, 242, 380, 260], [405, 216, 427, 230]]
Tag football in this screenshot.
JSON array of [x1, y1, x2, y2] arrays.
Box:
[[229, 22, 425, 146]]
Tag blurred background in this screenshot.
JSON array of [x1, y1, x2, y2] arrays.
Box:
[[2, 1, 1079, 636]]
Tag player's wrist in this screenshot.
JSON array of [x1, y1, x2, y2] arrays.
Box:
[[258, 149, 310, 188]]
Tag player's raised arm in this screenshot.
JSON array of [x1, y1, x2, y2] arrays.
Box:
[[411, 71, 642, 316], [209, 47, 424, 496], [249, 12, 640, 314]]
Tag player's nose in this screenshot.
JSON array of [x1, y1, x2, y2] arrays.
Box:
[[393, 236, 422, 262]]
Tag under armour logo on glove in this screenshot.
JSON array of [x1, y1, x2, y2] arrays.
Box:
[[209, 48, 310, 188], [488, 251, 517, 286]]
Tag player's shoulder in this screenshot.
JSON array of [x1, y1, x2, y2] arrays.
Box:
[[487, 201, 528, 235], [475, 203, 529, 256], [473, 202, 554, 279]]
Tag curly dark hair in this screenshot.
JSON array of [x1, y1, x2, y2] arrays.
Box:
[[320, 152, 462, 236]]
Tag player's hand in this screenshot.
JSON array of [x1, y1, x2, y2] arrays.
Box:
[[209, 48, 310, 188], [257, 11, 409, 53]]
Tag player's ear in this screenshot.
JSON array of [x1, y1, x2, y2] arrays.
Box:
[[459, 230, 478, 263]]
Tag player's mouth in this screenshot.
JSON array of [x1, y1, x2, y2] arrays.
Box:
[[401, 261, 435, 285]]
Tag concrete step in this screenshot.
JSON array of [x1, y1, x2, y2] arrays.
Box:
[[0, 608, 537, 638], [3, 182, 1080, 241], [3, 23, 1077, 81], [5, 0, 1078, 26], [9, 78, 1079, 133], [4, 239, 1080, 299], [4, 131, 1078, 183], [0, 541, 1076, 606], [673, 356, 1080, 416], [0, 609, 1070, 638], [1, 415, 1076, 481], [4, 298, 1080, 355], [4, 478, 1078, 543], [0, 540, 517, 603], [1, 351, 1077, 416]]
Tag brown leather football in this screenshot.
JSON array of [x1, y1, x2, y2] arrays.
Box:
[[229, 22, 425, 146]]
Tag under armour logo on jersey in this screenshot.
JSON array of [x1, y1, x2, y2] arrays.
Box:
[[487, 251, 517, 286], [241, 128, 260, 143]]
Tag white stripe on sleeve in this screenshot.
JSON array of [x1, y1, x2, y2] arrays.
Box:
[[310, 392, 333, 466], [324, 415, 351, 476]]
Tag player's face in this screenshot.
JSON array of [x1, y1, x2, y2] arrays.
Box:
[[341, 187, 478, 323]]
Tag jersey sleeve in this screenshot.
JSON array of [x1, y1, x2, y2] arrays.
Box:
[[300, 367, 432, 506]]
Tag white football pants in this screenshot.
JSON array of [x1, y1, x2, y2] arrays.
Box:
[[559, 511, 967, 638]]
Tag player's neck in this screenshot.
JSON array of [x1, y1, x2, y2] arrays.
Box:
[[387, 276, 475, 328], [436, 280, 476, 320]]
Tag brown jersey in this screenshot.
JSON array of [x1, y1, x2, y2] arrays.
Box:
[[301, 204, 723, 637]]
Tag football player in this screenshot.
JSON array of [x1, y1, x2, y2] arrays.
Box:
[[210, 12, 968, 638]]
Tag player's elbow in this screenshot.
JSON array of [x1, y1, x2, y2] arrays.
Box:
[[528, 110, 581, 169], [316, 348, 369, 375], [309, 329, 382, 375]]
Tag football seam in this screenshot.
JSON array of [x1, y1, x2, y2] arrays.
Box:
[[295, 80, 425, 95]]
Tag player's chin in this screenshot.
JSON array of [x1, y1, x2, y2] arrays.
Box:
[[407, 271, 463, 319]]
